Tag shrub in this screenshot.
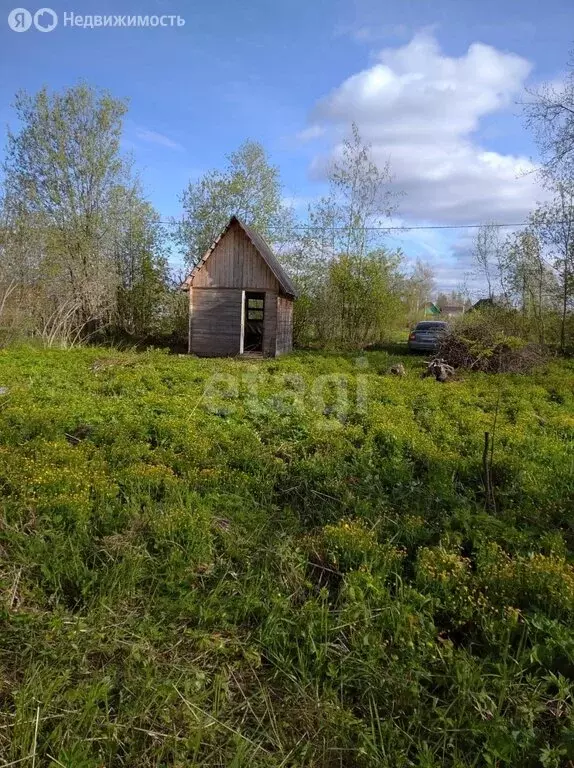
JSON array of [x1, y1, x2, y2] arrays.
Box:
[[439, 309, 549, 373]]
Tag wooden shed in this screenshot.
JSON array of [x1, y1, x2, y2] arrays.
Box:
[[182, 216, 297, 357]]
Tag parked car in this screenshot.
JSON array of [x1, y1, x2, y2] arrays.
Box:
[[408, 321, 449, 352]]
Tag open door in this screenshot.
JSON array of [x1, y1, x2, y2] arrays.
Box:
[[242, 292, 265, 353]]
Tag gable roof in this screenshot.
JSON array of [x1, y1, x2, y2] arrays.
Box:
[[182, 215, 298, 298], [424, 302, 441, 315]]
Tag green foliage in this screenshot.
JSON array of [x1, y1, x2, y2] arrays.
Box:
[[1, 83, 170, 343], [293, 249, 405, 348], [440, 308, 549, 372], [108, 193, 171, 339], [323, 250, 405, 346], [0, 347, 573, 765], [174, 140, 292, 268], [472, 181, 574, 353], [286, 124, 408, 347], [3, 83, 128, 221]]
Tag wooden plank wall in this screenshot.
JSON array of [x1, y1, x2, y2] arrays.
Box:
[[193, 221, 279, 292], [263, 291, 277, 357], [188, 221, 295, 357], [190, 288, 242, 357], [188, 285, 193, 353], [275, 296, 294, 355]]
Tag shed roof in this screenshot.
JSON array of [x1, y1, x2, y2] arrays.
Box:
[[183, 216, 298, 298], [424, 302, 441, 315]]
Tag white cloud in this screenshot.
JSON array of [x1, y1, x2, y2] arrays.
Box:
[[296, 124, 325, 142], [135, 128, 183, 151], [306, 32, 545, 224]]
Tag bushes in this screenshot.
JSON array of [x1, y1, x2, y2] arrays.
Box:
[[439, 308, 549, 372], [292, 250, 407, 349]]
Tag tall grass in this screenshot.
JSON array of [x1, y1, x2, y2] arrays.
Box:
[[0, 346, 573, 766]]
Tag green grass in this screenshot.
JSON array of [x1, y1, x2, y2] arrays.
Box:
[[0, 344, 573, 767]]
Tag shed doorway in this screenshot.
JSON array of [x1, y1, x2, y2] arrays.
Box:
[[242, 292, 265, 353]]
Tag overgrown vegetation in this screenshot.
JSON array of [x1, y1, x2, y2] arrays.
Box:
[[0, 85, 173, 346], [439, 309, 550, 373], [173, 140, 294, 269], [0, 346, 573, 766], [3, 78, 574, 352]]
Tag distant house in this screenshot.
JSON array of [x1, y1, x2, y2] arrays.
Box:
[[470, 298, 496, 312], [182, 215, 297, 357], [424, 302, 441, 316], [424, 301, 465, 318], [438, 303, 465, 318]]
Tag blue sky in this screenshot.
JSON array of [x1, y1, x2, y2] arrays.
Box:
[[1, 0, 573, 290]]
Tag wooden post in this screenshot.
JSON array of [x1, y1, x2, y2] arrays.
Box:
[[239, 290, 245, 355], [483, 431, 495, 511]]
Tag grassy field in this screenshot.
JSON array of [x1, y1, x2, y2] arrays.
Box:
[[0, 345, 573, 767]]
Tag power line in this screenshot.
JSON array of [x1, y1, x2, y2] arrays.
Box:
[[270, 222, 530, 232], [364, 223, 529, 232], [161, 221, 532, 232]]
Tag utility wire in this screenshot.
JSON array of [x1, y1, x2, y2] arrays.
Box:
[[160, 220, 532, 232], [269, 223, 531, 232]]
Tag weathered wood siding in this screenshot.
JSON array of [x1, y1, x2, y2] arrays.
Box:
[[263, 291, 277, 357], [187, 219, 295, 357], [192, 221, 280, 292], [275, 296, 294, 355], [190, 288, 242, 357]]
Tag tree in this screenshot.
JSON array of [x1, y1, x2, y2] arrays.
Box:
[[501, 228, 553, 344], [107, 187, 170, 337], [521, 48, 574, 351], [326, 249, 404, 346], [2, 85, 131, 325], [472, 223, 507, 300], [288, 123, 404, 346], [435, 290, 469, 308], [529, 181, 574, 351], [305, 123, 399, 259], [523, 51, 574, 180], [1, 83, 167, 341], [455, 275, 475, 308], [403, 260, 435, 324], [174, 140, 292, 267]]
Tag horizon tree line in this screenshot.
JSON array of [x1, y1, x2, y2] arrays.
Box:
[[1, 53, 573, 350]]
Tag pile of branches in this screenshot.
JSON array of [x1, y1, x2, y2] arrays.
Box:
[[438, 314, 549, 374]]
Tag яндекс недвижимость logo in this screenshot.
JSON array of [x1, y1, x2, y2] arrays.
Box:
[[7, 9, 185, 30], [8, 7, 58, 32]]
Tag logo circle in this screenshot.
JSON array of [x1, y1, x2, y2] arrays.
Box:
[[8, 8, 32, 31], [33, 7, 57, 31]]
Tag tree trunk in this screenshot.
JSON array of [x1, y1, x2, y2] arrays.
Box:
[[560, 257, 568, 353]]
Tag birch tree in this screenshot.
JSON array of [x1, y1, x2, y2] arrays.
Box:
[[291, 123, 404, 346], [1, 84, 167, 340], [174, 140, 292, 267], [2, 85, 131, 323], [530, 182, 574, 351], [523, 51, 574, 179], [472, 223, 507, 300]]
